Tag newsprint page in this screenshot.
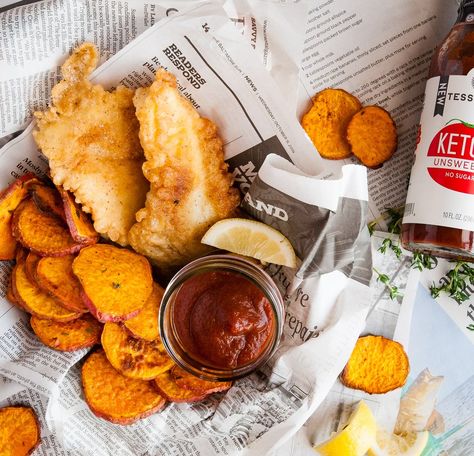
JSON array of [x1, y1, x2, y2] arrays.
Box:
[[0, 0, 473, 456]]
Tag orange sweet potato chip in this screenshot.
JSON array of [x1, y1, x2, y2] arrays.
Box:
[[12, 261, 82, 322], [12, 199, 83, 257], [0, 174, 36, 260], [82, 350, 166, 425], [72, 244, 153, 322], [124, 283, 163, 341], [341, 335, 409, 394], [16, 247, 28, 265], [347, 106, 397, 168], [102, 322, 174, 380], [36, 255, 88, 313], [301, 88, 362, 160], [6, 270, 26, 311], [153, 370, 207, 403], [30, 183, 65, 221], [0, 406, 40, 455], [59, 188, 99, 245], [30, 314, 101, 351], [24, 252, 41, 285], [171, 365, 232, 394]]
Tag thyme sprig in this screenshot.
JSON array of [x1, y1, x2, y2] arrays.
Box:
[[368, 206, 404, 237], [373, 267, 401, 300], [368, 206, 439, 300], [411, 252, 438, 271], [429, 261, 474, 304]]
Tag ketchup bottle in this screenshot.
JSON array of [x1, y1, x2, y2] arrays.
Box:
[[402, 0, 474, 260]]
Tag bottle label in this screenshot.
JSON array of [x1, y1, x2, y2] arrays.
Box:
[[403, 70, 474, 231]]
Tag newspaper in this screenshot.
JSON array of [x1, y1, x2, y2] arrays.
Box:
[[274, 232, 414, 455], [0, 2, 372, 455], [0, 0, 307, 139], [296, 0, 459, 224], [0, 0, 470, 454]]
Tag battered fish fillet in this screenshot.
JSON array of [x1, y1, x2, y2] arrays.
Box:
[[128, 69, 240, 270], [33, 43, 149, 246]]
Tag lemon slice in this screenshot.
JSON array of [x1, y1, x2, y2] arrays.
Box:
[[201, 218, 297, 267], [314, 401, 377, 456], [368, 430, 429, 456]]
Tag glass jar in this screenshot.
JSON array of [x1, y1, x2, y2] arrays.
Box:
[[159, 254, 284, 382]]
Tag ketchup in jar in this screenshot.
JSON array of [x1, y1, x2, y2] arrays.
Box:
[[173, 270, 275, 369], [159, 255, 284, 381], [402, 0, 474, 260]]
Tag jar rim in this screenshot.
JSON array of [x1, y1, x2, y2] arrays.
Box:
[[159, 254, 284, 381]]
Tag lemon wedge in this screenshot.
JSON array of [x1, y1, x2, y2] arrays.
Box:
[[313, 401, 377, 456], [368, 430, 429, 456], [201, 218, 297, 267]]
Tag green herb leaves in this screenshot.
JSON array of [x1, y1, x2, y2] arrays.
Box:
[[429, 261, 474, 304], [373, 267, 401, 300]]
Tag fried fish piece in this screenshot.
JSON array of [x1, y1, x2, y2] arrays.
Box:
[[33, 43, 149, 246], [128, 69, 240, 270]]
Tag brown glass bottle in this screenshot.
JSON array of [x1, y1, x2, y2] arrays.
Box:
[[401, 1, 474, 260]]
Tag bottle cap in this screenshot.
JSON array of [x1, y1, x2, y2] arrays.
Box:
[[458, 0, 474, 22]]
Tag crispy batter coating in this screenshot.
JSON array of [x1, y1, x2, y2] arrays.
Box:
[[0, 406, 40, 455], [171, 365, 232, 394], [36, 255, 89, 313], [124, 283, 163, 341], [301, 88, 361, 159], [341, 335, 409, 394], [33, 43, 149, 246], [102, 322, 173, 380], [12, 262, 81, 322], [128, 69, 240, 270], [82, 350, 166, 425], [30, 314, 101, 351], [153, 370, 206, 403], [12, 199, 82, 257], [72, 244, 153, 322], [347, 106, 398, 168]]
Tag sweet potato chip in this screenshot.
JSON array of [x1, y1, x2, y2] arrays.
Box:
[[124, 283, 163, 341], [153, 370, 207, 403], [6, 270, 26, 311], [102, 322, 174, 380], [73, 244, 153, 322], [347, 106, 397, 168], [30, 183, 65, 221], [6, 274, 17, 304], [0, 174, 36, 260], [16, 247, 28, 265], [82, 350, 166, 425], [59, 188, 99, 245], [301, 88, 361, 159], [12, 199, 83, 257], [30, 314, 101, 351], [36, 255, 88, 313], [0, 406, 40, 455], [341, 335, 409, 394], [24, 252, 41, 285], [12, 262, 81, 322], [171, 365, 232, 394]]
